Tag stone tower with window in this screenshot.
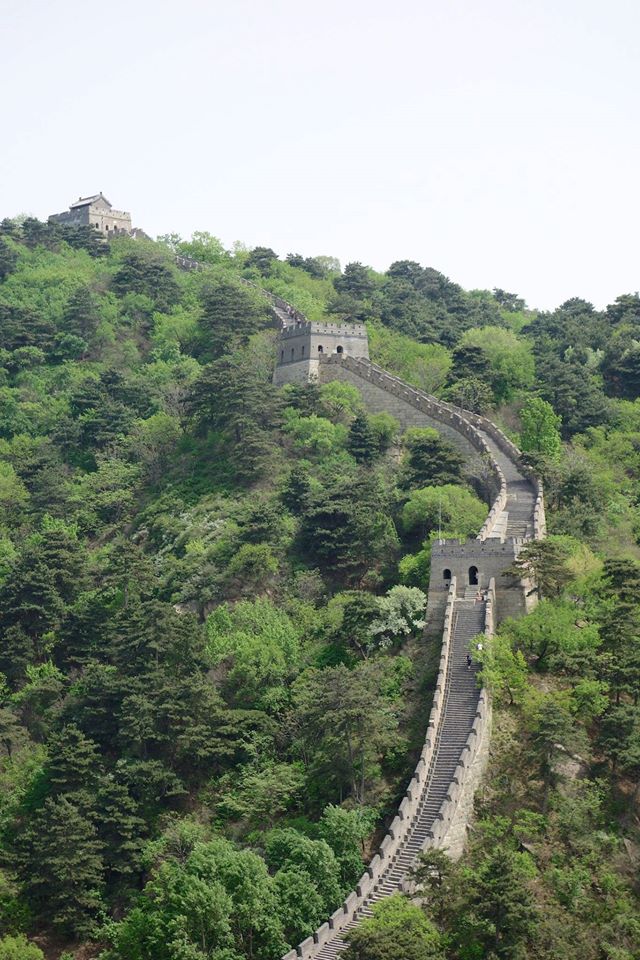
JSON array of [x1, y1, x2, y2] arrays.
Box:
[[49, 193, 133, 236], [272, 319, 369, 385]]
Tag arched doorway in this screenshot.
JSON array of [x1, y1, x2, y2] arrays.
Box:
[[443, 568, 452, 582], [468, 566, 479, 586], [318, 345, 324, 353], [336, 345, 344, 354]]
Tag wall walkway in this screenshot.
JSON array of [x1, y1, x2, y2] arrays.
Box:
[[173, 257, 541, 960]]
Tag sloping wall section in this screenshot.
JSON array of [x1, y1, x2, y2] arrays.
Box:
[[172, 258, 542, 960]]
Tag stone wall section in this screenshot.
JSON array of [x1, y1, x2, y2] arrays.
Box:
[[318, 355, 507, 537], [281, 579, 460, 960], [169, 262, 540, 960], [427, 578, 496, 861]]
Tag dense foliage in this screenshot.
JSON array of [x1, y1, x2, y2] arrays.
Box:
[[0, 217, 639, 958]]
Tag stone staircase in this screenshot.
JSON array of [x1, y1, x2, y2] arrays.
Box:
[[313, 598, 486, 960], [171, 257, 541, 960], [475, 429, 536, 539]]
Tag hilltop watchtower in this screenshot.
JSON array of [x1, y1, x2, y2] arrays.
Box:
[[273, 319, 369, 385], [49, 193, 132, 236]]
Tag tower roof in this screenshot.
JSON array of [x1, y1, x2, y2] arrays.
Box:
[[69, 192, 112, 209]]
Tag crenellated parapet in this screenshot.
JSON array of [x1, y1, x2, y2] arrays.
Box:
[[173, 258, 543, 960]]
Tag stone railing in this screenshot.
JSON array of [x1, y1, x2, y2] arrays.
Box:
[[335, 356, 548, 543], [170, 257, 538, 958], [282, 578, 458, 960], [462, 409, 546, 541], [405, 577, 495, 872], [172, 257, 543, 544], [533, 479, 546, 539], [330, 356, 507, 540]]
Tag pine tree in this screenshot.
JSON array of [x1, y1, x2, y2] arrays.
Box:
[[0, 238, 17, 282], [61, 286, 100, 341], [95, 777, 146, 880], [402, 428, 464, 488], [197, 280, 271, 360], [16, 796, 104, 937], [45, 725, 103, 801], [347, 413, 378, 463]]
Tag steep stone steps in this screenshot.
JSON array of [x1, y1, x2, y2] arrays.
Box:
[[313, 598, 485, 960], [168, 272, 539, 960], [474, 429, 536, 538]]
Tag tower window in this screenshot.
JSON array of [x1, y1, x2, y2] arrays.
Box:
[[336, 345, 344, 354], [301, 345, 305, 357], [318, 345, 323, 353], [443, 568, 452, 581], [291, 348, 295, 361], [280, 349, 284, 361]]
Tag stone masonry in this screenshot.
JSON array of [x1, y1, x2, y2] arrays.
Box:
[[273, 320, 369, 386], [49, 193, 133, 236], [269, 318, 541, 960], [169, 260, 543, 960]]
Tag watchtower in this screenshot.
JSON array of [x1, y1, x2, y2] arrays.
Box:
[[273, 319, 369, 385], [49, 193, 133, 236]]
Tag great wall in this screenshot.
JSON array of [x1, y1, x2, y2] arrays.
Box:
[[175, 255, 543, 960]]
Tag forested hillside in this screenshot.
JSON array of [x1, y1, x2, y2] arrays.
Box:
[[0, 217, 639, 960]]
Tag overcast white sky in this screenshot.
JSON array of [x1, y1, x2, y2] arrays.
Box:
[[2, 0, 638, 309]]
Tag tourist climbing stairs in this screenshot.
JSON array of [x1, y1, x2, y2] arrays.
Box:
[[313, 596, 485, 960]]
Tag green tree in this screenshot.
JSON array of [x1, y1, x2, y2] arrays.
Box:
[[460, 326, 535, 403], [0, 463, 29, 526], [264, 828, 344, 916], [411, 848, 456, 928], [333, 262, 376, 300], [520, 397, 562, 459], [245, 246, 278, 274], [445, 376, 494, 413], [112, 252, 180, 311], [509, 537, 574, 600], [318, 805, 374, 888], [502, 600, 600, 672], [0, 239, 18, 282], [292, 661, 397, 805], [217, 762, 304, 829], [343, 894, 444, 960], [526, 693, 589, 812], [347, 412, 378, 463], [197, 280, 271, 360], [61, 286, 100, 342], [299, 474, 398, 582], [16, 795, 104, 937], [401, 428, 464, 489], [401, 484, 486, 540], [534, 352, 611, 437], [452, 845, 538, 959], [0, 936, 44, 960], [104, 834, 287, 960], [189, 350, 283, 482], [206, 599, 301, 710]]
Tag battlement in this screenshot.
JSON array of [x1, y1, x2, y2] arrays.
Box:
[[427, 535, 529, 626], [280, 320, 368, 340], [273, 317, 370, 384]]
